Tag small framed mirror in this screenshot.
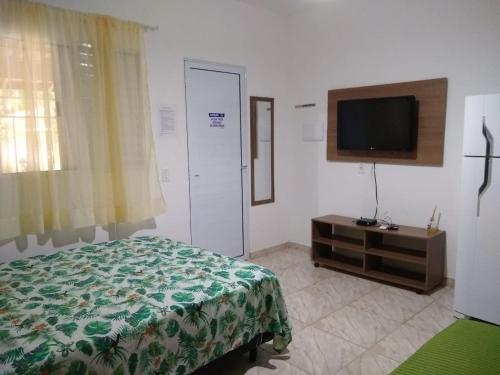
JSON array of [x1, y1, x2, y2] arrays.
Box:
[[250, 96, 274, 206]]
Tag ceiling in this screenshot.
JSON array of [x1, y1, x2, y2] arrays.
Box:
[[234, 0, 329, 15]]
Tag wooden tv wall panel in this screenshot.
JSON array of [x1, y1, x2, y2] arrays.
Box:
[[327, 78, 448, 166]]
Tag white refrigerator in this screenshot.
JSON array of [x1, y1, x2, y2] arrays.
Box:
[[455, 93, 500, 325]]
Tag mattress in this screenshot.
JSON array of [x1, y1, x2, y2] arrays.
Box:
[[0, 236, 292, 374], [391, 319, 500, 375]]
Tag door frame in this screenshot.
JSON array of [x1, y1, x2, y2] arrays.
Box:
[[184, 58, 249, 258]]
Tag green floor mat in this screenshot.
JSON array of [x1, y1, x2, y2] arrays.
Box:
[[391, 319, 500, 375]]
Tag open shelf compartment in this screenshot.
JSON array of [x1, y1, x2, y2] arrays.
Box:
[[366, 245, 426, 265], [332, 224, 364, 252], [316, 246, 364, 274], [332, 234, 364, 253], [364, 254, 426, 289], [311, 220, 333, 245], [365, 232, 427, 265]]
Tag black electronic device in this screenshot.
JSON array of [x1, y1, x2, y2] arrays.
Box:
[[356, 217, 377, 226], [337, 95, 418, 152]]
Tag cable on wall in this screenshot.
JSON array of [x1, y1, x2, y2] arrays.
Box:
[[372, 162, 378, 220]]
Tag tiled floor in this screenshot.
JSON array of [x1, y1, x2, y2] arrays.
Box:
[[197, 245, 456, 375]]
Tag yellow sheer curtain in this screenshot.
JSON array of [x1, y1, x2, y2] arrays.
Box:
[[0, 0, 166, 240]]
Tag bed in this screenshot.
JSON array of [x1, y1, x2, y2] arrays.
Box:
[[391, 319, 500, 375], [0, 236, 292, 374]]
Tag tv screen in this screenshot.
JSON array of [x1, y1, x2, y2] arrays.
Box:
[[337, 96, 418, 152]]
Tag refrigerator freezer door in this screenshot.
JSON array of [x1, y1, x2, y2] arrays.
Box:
[[485, 94, 500, 157], [463, 94, 500, 156], [455, 158, 500, 325]]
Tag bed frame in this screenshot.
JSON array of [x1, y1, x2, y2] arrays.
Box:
[[194, 332, 275, 373]]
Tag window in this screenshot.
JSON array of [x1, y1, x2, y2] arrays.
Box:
[[0, 37, 61, 173], [0, 0, 166, 241]]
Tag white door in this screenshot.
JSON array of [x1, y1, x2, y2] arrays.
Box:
[[185, 60, 248, 258], [455, 157, 500, 324]]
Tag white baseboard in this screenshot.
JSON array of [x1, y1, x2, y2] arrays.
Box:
[[284, 242, 310, 253], [249, 243, 288, 259], [446, 277, 455, 288], [249, 241, 311, 259]]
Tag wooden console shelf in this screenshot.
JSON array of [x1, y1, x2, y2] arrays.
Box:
[[311, 215, 446, 293]]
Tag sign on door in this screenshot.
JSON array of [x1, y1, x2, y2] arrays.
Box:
[[209, 113, 225, 128]]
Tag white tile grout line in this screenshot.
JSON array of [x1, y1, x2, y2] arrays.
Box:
[[306, 283, 400, 372], [253, 247, 455, 374], [336, 286, 454, 368], [322, 298, 423, 371], [278, 267, 389, 372]]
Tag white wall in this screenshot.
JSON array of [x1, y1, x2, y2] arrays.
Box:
[[3, 0, 500, 279], [287, 0, 500, 277], [0, 0, 294, 262]]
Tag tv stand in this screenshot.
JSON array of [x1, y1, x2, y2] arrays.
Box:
[[311, 215, 445, 293]]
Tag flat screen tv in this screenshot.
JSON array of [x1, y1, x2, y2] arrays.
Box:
[[337, 95, 418, 152]]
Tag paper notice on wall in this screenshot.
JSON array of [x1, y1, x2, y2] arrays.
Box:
[[299, 106, 325, 142], [159, 105, 176, 136], [209, 113, 225, 128]]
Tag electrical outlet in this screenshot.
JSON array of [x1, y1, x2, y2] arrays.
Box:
[[358, 163, 365, 175]]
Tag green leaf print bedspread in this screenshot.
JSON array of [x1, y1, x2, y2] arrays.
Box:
[[0, 236, 292, 374]]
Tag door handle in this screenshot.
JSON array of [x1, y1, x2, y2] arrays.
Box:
[[193, 174, 200, 177], [477, 117, 493, 216]]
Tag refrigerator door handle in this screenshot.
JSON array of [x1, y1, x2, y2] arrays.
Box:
[[477, 117, 493, 216]]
